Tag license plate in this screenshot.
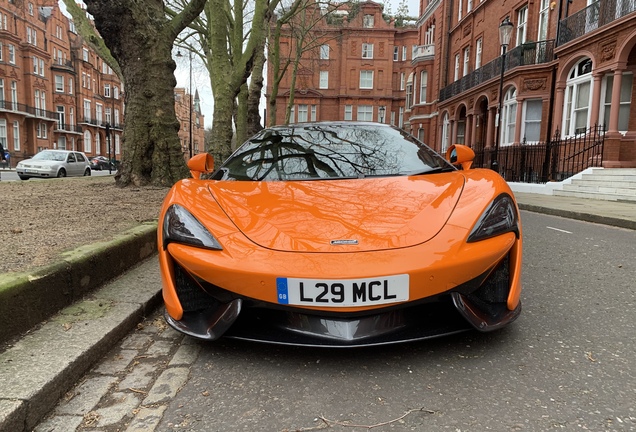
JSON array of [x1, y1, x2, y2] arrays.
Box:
[[25, 169, 38, 173], [276, 275, 409, 307]]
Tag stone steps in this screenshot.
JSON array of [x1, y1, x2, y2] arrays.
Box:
[[553, 168, 636, 202]]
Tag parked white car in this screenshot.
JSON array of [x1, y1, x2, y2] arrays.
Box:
[[16, 150, 92, 180]]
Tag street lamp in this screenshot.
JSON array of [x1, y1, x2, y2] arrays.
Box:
[[379, 105, 386, 124], [491, 17, 514, 173], [177, 50, 193, 159]]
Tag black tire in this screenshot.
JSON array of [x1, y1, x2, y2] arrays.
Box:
[[19, 175, 29, 180], [57, 169, 66, 178], [84, 168, 91, 176]]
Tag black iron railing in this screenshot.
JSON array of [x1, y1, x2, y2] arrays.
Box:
[[55, 124, 83, 133], [0, 101, 60, 120], [472, 125, 605, 183], [439, 40, 555, 102], [559, 0, 636, 45]]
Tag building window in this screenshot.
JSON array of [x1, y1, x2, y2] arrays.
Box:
[[33, 57, 46, 76], [0, 79, 3, 107], [362, 43, 374, 59], [28, 2, 34, 15], [475, 38, 482, 69], [8, 44, 15, 64], [402, 46, 407, 61], [363, 14, 374, 28], [463, 47, 470, 77], [501, 87, 517, 145], [0, 120, 6, 150], [311, 105, 317, 121], [602, 72, 633, 132], [83, 48, 89, 62], [106, 108, 112, 125], [57, 106, 65, 129], [441, 112, 450, 153], [400, 72, 405, 90], [104, 84, 111, 97], [360, 70, 374, 89], [115, 134, 120, 155], [114, 86, 119, 99], [454, 54, 460, 81], [55, 75, 64, 92], [13, 121, 19, 151], [563, 58, 593, 136], [114, 109, 120, 126], [84, 130, 92, 153], [344, 105, 353, 121], [458, 0, 463, 21], [522, 99, 542, 143], [96, 104, 103, 124], [0, 42, 3, 62], [406, 74, 413, 109], [357, 105, 373, 121], [320, 45, 329, 60], [456, 118, 466, 144], [298, 104, 308, 122], [538, 0, 550, 41], [517, 6, 528, 46], [68, 78, 73, 94], [84, 99, 91, 122], [393, 46, 399, 61], [37, 122, 47, 139], [319, 71, 328, 89], [419, 71, 428, 103], [10, 81, 16, 110], [467, 0, 473, 12], [399, 107, 404, 128], [95, 133, 101, 154]]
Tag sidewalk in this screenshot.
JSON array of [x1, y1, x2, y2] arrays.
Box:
[[1, 191, 635, 431]]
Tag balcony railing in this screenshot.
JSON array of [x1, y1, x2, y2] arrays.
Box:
[[439, 39, 555, 102], [55, 124, 83, 133], [558, 0, 636, 45], [51, 58, 74, 70], [0, 100, 60, 120], [412, 44, 435, 64]]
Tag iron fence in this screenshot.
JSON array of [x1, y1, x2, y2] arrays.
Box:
[[559, 0, 636, 45], [439, 40, 555, 102], [472, 125, 605, 183]]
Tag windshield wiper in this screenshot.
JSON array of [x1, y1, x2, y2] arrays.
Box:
[[401, 166, 454, 176]]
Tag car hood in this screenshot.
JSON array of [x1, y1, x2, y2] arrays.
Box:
[[19, 160, 60, 167], [207, 174, 465, 253]]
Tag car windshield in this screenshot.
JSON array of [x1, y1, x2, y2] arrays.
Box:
[[214, 123, 454, 181], [32, 151, 66, 162]]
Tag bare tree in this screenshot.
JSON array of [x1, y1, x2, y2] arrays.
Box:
[[82, 0, 207, 187]]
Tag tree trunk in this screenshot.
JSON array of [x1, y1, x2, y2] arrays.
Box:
[[83, 0, 206, 187], [247, 37, 266, 136]]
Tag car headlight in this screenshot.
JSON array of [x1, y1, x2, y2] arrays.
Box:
[[467, 193, 519, 243], [163, 204, 222, 250]]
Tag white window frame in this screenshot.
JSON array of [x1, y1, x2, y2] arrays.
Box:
[[400, 72, 405, 90], [442, 112, 450, 153], [344, 105, 353, 121], [357, 105, 373, 121], [0, 119, 6, 150], [454, 54, 460, 81], [362, 43, 374, 59], [96, 104, 103, 124], [601, 72, 633, 133], [522, 98, 542, 143], [501, 87, 517, 145], [360, 70, 374, 89], [563, 58, 593, 136], [83, 99, 91, 122], [402, 46, 407, 61], [298, 104, 308, 122], [319, 71, 329, 89], [393, 46, 399, 61], [311, 105, 317, 121], [55, 75, 64, 92], [8, 44, 15, 64], [419, 71, 428, 104], [538, 0, 550, 41], [13, 120, 20, 151], [320, 45, 329, 60], [83, 48, 89, 61], [104, 84, 111, 97], [463, 47, 470, 77], [84, 130, 92, 153], [517, 6, 528, 47], [458, 0, 463, 21], [476, 38, 483, 69]]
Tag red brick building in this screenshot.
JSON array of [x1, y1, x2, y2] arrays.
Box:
[[0, 0, 125, 164], [268, 0, 636, 169], [266, 1, 418, 127], [174, 87, 205, 158], [410, 0, 636, 168]]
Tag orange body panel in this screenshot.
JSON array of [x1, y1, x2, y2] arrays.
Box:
[[158, 169, 523, 321]]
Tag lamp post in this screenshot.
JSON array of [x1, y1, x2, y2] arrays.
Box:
[[379, 105, 386, 124], [177, 50, 193, 159], [491, 17, 514, 173]]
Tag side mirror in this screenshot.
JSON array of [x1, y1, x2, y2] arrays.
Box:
[[187, 153, 214, 179], [445, 144, 474, 170]]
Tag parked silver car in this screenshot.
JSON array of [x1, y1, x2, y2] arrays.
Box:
[[16, 150, 92, 180]]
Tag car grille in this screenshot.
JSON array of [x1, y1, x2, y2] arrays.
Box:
[[173, 264, 219, 312]]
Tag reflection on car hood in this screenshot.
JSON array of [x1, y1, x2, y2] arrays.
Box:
[[20, 160, 60, 166], [208, 174, 465, 252]]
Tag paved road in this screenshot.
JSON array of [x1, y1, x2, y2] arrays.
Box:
[[34, 211, 636, 431]]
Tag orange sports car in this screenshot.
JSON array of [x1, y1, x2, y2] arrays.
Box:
[[158, 122, 522, 347]]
